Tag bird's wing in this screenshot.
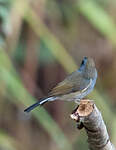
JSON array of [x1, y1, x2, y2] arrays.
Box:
[[49, 75, 91, 97], [49, 80, 74, 96]]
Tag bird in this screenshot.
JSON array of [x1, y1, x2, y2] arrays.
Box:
[[24, 57, 97, 113]]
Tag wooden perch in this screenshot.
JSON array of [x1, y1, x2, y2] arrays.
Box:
[[70, 99, 115, 150]]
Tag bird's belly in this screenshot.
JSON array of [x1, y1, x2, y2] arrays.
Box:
[[59, 92, 81, 101]]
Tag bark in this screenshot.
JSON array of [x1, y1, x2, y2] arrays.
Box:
[[70, 99, 115, 150]]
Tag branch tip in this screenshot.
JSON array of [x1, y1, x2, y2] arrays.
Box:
[[78, 99, 94, 117]]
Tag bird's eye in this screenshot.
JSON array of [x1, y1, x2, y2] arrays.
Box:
[[81, 60, 84, 65], [80, 57, 88, 68]]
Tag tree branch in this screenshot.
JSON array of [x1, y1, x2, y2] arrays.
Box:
[[70, 99, 115, 150]]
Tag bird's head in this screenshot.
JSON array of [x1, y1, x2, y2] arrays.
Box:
[[85, 57, 95, 69], [81, 57, 97, 79]]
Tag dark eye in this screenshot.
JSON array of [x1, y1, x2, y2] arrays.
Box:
[[81, 57, 87, 66], [82, 60, 84, 65]]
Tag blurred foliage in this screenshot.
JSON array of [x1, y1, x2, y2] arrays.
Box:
[[39, 40, 55, 64], [76, 0, 116, 45], [13, 40, 26, 66], [0, 0, 116, 150], [0, 130, 16, 150], [0, 48, 73, 150], [0, 0, 11, 46]]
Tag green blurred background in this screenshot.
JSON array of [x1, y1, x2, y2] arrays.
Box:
[[0, 0, 116, 149]]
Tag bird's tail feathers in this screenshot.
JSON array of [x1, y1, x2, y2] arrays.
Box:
[[24, 97, 56, 113]]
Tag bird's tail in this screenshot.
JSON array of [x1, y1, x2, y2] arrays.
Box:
[[24, 97, 56, 113]]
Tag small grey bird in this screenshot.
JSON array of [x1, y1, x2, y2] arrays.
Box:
[[24, 57, 97, 113]]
